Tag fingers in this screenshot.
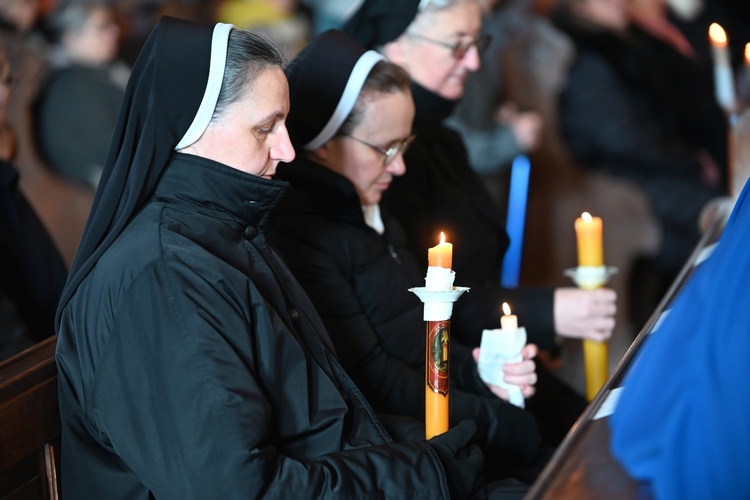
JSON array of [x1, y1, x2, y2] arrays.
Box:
[[503, 359, 537, 387], [554, 287, 618, 340], [521, 343, 538, 361]]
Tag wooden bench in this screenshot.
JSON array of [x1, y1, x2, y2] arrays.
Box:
[[0, 336, 60, 500]]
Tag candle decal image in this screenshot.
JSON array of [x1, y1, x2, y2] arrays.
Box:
[[410, 232, 469, 439], [572, 212, 611, 401], [709, 22, 736, 113]]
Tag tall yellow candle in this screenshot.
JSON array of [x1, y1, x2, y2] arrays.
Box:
[[574, 212, 608, 401], [428, 232, 453, 269], [425, 231, 452, 438], [575, 212, 603, 267], [425, 319, 450, 439]]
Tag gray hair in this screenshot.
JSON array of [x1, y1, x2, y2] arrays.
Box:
[[212, 29, 285, 121], [410, 0, 480, 31]]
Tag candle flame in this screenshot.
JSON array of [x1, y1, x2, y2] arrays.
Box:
[[502, 302, 511, 316], [709, 23, 727, 46], [745, 43, 750, 65], [439, 231, 446, 244], [581, 212, 592, 222]]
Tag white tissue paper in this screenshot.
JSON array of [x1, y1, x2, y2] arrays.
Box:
[[477, 326, 527, 408]]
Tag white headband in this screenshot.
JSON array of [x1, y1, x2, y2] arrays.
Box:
[[175, 22, 234, 150], [303, 50, 385, 151]]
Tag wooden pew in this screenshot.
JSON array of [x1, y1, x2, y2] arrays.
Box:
[[0, 336, 60, 500]]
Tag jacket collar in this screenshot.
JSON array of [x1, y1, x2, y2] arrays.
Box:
[[410, 81, 458, 128], [274, 157, 366, 226], [156, 153, 289, 228]]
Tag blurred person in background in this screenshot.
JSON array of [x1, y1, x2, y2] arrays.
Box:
[[0, 46, 67, 361], [34, 1, 130, 189], [551, 0, 727, 326], [447, 0, 544, 179]]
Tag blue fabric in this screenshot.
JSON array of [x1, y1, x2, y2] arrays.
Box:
[[501, 154, 530, 288], [609, 180, 750, 499]]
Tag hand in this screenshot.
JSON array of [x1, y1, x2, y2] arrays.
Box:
[[495, 102, 542, 153], [472, 343, 538, 400], [554, 287, 616, 342], [426, 420, 484, 499]]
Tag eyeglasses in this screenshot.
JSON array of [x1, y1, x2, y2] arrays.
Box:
[[341, 134, 416, 166], [407, 32, 491, 59]]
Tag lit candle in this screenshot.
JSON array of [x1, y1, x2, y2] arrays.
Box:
[[428, 232, 453, 269], [574, 212, 603, 267], [500, 302, 517, 331], [574, 213, 608, 401], [709, 22, 736, 113]]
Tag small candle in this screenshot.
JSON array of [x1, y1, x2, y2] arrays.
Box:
[[575, 212, 603, 267], [709, 22, 736, 112], [428, 232, 453, 269], [500, 302, 517, 331]]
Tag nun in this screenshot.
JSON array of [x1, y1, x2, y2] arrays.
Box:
[[55, 16, 488, 499], [271, 29, 544, 483], [344, 0, 614, 446]]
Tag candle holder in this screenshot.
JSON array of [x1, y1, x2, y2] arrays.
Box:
[[563, 265, 618, 289], [564, 265, 618, 402], [409, 286, 469, 439]]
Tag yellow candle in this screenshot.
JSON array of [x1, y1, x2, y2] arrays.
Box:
[[500, 302, 517, 331], [575, 212, 603, 267], [428, 232, 453, 269], [426, 320, 450, 439], [583, 340, 608, 402], [574, 212, 608, 401]]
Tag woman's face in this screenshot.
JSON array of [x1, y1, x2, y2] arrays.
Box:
[[63, 7, 120, 65], [319, 89, 415, 205], [181, 67, 295, 179], [386, 1, 483, 100]]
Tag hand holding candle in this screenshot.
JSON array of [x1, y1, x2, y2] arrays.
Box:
[[477, 302, 526, 407]]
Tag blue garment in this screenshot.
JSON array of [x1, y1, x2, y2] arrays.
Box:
[[609, 180, 750, 499]]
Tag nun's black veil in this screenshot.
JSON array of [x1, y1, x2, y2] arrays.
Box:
[[55, 17, 221, 328]]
